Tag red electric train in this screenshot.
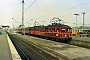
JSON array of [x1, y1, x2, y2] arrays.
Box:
[[17, 23, 72, 43]]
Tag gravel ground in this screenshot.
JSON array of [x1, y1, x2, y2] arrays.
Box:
[[10, 33, 58, 60], [70, 39, 90, 49], [12, 33, 90, 60]]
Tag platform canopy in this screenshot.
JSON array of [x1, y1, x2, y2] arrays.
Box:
[[2, 26, 10, 28]]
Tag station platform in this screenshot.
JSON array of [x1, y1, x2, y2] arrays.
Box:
[[0, 29, 21, 60]]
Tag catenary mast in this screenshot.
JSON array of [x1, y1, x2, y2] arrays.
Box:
[[22, 0, 25, 35]]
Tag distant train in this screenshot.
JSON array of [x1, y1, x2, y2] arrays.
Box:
[[17, 23, 72, 43], [72, 29, 90, 37]]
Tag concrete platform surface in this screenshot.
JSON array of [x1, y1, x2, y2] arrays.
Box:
[[0, 29, 21, 60]]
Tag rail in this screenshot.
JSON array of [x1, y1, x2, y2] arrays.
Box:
[[7, 33, 49, 60]]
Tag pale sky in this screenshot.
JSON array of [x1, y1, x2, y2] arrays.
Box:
[[0, 0, 90, 28]]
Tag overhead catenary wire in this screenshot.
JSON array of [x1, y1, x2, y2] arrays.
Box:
[[16, 0, 37, 20], [15, 0, 90, 23], [78, 9, 90, 14], [24, 0, 36, 12], [32, 1, 90, 15], [13, 0, 28, 18], [60, 1, 90, 12], [12, 6, 22, 19], [62, 9, 90, 17], [30, 1, 90, 20]]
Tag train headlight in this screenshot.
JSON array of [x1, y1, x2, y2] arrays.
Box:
[[65, 35, 67, 37], [56, 34, 59, 36]]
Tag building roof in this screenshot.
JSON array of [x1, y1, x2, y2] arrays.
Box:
[[2, 26, 10, 27]]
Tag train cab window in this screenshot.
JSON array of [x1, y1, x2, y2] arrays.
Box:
[[66, 29, 68, 32], [66, 29, 70, 32], [62, 29, 66, 32], [62, 29, 71, 32]]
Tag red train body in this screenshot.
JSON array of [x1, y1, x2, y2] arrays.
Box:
[[17, 23, 72, 43]]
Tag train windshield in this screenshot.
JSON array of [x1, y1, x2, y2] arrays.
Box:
[[62, 28, 70, 32]]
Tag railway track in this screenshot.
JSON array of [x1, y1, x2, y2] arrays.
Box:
[[7, 32, 90, 60], [16, 33, 90, 49], [27, 34, 90, 49], [7, 33, 31, 60], [7, 32, 58, 60]]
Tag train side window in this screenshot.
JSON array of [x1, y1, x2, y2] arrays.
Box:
[[43, 29, 44, 32], [31, 28, 33, 31], [56, 28, 59, 32], [36, 29, 38, 31], [34, 29, 36, 31], [48, 28, 50, 32], [45, 28, 48, 32], [40, 29, 42, 32], [41, 29, 44, 32], [54, 28, 57, 32], [29, 29, 31, 31], [52, 28, 55, 32]]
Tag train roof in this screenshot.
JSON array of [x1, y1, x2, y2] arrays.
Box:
[[33, 23, 71, 28], [18, 23, 71, 29], [46, 24, 71, 28]]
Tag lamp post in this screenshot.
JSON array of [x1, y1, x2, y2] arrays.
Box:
[[74, 14, 79, 36], [12, 18, 19, 32], [73, 23, 76, 27], [74, 14, 79, 28], [82, 12, 85, 29]]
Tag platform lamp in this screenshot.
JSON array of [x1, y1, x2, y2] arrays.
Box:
[[74, 14, 79, 36], [82, 12, 85, 29]]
